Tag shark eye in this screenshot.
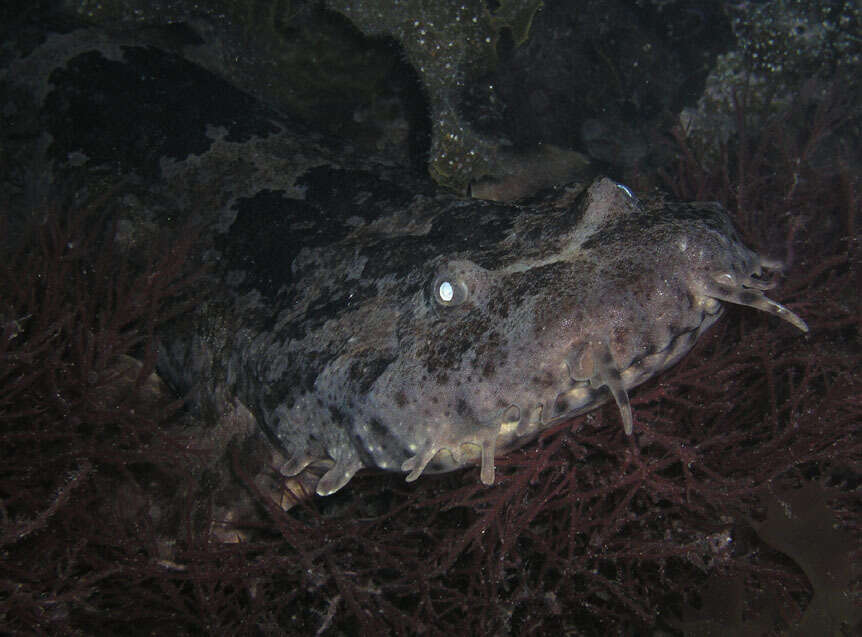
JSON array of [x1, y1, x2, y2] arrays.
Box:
[[432, 272, 469, 306], [431, 259, 488, 308], [438, 281, 454, 302]]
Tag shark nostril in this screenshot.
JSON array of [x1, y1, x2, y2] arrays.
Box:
[[705, 279, 808, 332], [743, 274, 776, 290]]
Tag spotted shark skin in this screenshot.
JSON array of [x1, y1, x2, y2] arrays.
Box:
[[160, 176, 807, 497], [2, 33, 806, 498]]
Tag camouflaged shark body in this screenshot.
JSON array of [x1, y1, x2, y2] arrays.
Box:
[[161, 176, 807, 497], [3, 31, 807, 498]]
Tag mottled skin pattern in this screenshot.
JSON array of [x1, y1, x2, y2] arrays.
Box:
[[3, 31, 806, 497], [160, 177, 807, 496]]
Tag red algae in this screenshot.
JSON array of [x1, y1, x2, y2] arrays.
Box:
[[176, 82, 856, 636], [1, 80, 858, 635], [217, 81, 858, 635], [0, 199, 207, 633]]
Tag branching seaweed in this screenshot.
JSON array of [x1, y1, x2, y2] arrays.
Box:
[[0, 198, 207, 632], [1, 76, 858, 635], [202, 78, 857, 635]]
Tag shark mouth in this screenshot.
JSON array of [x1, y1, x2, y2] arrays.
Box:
[[570, 262, 808, 438], [399, 262, 807, 488], [319, 263, 808, 495]]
